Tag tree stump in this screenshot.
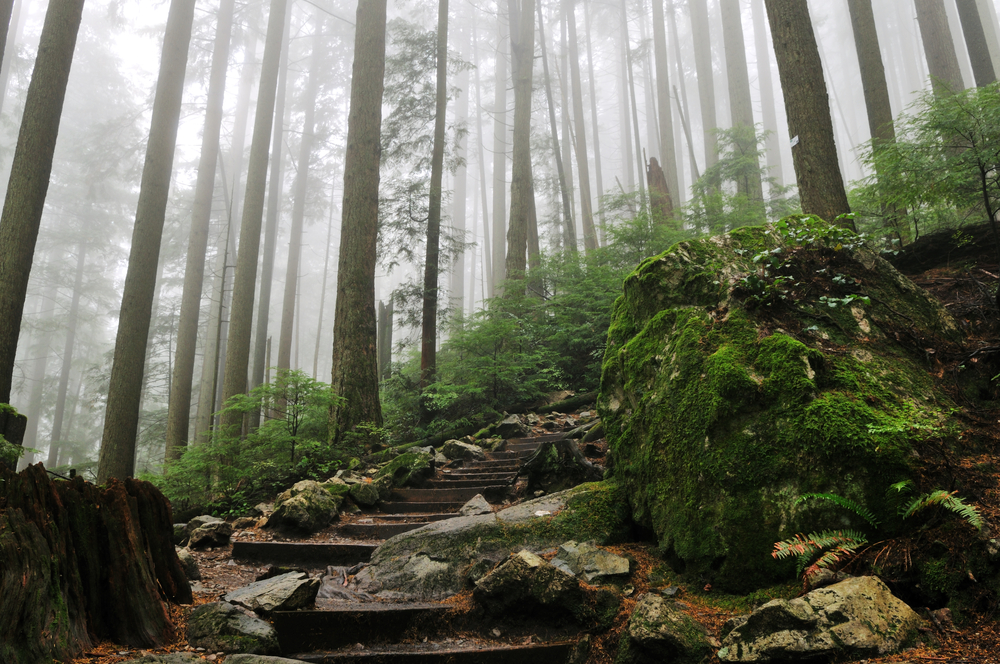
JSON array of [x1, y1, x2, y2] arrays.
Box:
[[0, 464, 192, 664]]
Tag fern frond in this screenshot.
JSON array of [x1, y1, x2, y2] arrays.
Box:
[[796, 492, 880, 528], [888, 479, 913, 495], [772, 529, 868, 560], [903, 490, 983, 530]]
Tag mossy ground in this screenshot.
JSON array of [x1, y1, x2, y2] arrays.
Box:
[[599, 219, 969, 592]]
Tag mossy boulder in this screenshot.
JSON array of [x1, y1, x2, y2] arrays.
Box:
[[267, 481, 340, 534], [186, 602, 278, 654], [376, 451, 433, 488], [599, 219, 963, 592], [353, 482, 632, 599]]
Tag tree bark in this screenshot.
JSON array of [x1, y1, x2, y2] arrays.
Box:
[[329, 0, 387, 444], [99, 0, 197, 483], [846, 0, 895, 146], [491, 9, 510, 294], [956, 0, 996, 86], [565, 0, 597, 250], [651, 0, 679, 217], [915, 0, 966, 95], [976, 0, 1000, 76], [420, 0, 449, 389], [0, 0, 14, 77], [722, 0, 764, 203], [450, 25, 470, 320], [473, 30, 494, 296], [48, 241, 86, 468], [377, 300, 393, 381], [622, 0, 647, 204], [0, 0, 23, 118], [765, 0, 853, 229], [0, 465, 191, 663], [278, 20, 323, 373], [750, 0, 783, 190], [504, 0, 535, 288], [582, 1, 607, 239], [689, 0, 718, 170], [218, 0, 289, 439], [0, 0, 84, 406], [313, 184, 336, 380], [165, 0, 236, 462]]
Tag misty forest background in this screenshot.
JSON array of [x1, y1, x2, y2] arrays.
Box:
[[1, 0, 998, 502]]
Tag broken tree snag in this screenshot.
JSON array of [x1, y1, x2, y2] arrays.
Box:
[[0, 464, 191, 664]]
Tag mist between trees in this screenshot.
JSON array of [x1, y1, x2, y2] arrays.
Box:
[[0, 0, 997, 494]]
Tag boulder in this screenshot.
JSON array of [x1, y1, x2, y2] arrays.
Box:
[[460, 494, 492, 516], [376, 451, 434, 487], [223, 571, 321, 615], [175, 547, 200, 581], [718, 576, 924, 662], [441, 439, 486, 461], [232, 516, 257, 530], [551, 540, 630, 582], [173, 523, 187, 545], [598, 220, 964, 591], [185, 514, 223, 536], [353, 482, 632, 600], [624, 593, 711, 664], [349, 480, 381, 507], [473, 550, 584, 620], [188, 520, 233, 549], [267, 480, 340, 534], [186, 602, 278, 654], [497, 414, 530, 439]]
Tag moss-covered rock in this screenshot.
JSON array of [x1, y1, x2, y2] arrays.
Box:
[[375, 451, 434, 488], [353, 482, 632, 599], [267, 481, 340, 534], [599, 219, 963, 591]]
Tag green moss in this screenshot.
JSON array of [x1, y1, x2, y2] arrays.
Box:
[[324, 482, 351, 497], [375, 451, 432, 487], [599, 221, 962, 592]]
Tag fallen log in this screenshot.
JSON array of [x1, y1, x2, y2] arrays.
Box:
[[0, 464, 191, 664]]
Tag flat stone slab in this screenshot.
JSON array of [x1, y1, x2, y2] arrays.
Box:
[[224, 571, 320, 615], [339, 522, 429, 539], [232, 541, 375, 566]]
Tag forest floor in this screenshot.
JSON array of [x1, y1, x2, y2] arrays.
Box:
[[67, 232, 1000, 664]]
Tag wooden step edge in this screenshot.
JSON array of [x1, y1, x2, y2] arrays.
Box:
[[287, 639, 578, 663]]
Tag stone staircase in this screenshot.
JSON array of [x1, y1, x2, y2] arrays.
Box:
[[231, 431, 582, 662]]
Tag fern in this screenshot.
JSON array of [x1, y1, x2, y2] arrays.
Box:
[[796, 492, 880, 528], [903, 490, 984, 531]]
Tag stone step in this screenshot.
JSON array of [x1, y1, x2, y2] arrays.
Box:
[[438, 471, 515, 482], [338, 521, 435, 539], [274, 604, 449, 652], [425, 478, 510, 489], [359, 513, 456, 523], [391, 486, 506, 503], [231, 541, 376, 566], [466, 460, 520, 470], [378, 501, 463, 514], [288, 641, 577, 664]]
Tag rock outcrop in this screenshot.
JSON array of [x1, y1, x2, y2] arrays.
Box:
[[599, 219, 964, 590], [718, 576, 924, 661]]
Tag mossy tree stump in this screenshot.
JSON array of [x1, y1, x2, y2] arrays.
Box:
[[0, 464, 192, 663]]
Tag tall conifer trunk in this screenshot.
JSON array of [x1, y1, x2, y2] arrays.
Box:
[[504, 0, 535, 288], [721, 0, 764, 203], [565, 0, 597, 250], [915, 0, 966, 95]]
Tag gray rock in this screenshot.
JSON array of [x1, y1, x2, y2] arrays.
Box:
[[185, 514, 223, 537], [175, 547, 201, 581], [233, 516, 257, 530], [474, 550, 583, 619], [353, 482, 631, 600], [187, 602, 278, 654], [252, 503, 273, 516], [497, 414, 530, 439], [460, 494, 492, 516], [335, 469, 365, 484], [349, 480, 381, 506], [441, 439, 486, 461], [718, 576, 924, 662], [226, 656, 306, 664], [551, 540, 630, 582], [173, 523, 187, 546], [626, 593, 711, 664], [224, 571, 321, 615], [267, 480, 340, 533], [188, 520, 233, 549]]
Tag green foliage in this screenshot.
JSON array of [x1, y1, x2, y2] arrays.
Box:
[[796, 493, 880, 528], [685, 125, 799, 235], [149, 371, 350, 516], [852, 81, 1000, 245]]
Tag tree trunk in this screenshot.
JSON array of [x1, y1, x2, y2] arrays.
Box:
[[491, 9, 510, 295], [0, 0, 84, 406], [618, 9, 635, 191], [0, 465, 191, 663], [750, 0, 782, 190], [0, 0, 14, 77], [565, 0, 597, 250], [846, 0, 895, 146], [98, 0, 197, 483], [956, 0, 996, 86], [48, 241, 86, 468], [651, 0, 679, 217], [329, 0, 387, 445], [504, 0, 535, 288], [582, 1, 607, 239], [668, 1, 698, 188], [16, 324, 49, 471], [252, 0, 292, 401], [377, 300, 393, 381], [419, 0, 449, 389], [473, 31, 494, 296], [647, 156, 673, 224], [536, 0, 575, 252], [313, 184, 336, 380], [450, 25, 470, 320], [559, 11, 577, 243], [722, 0, 764, 203], [915, 0, 966, 95], [218, 0, 289, 439], [765, 0, 853, 229], [165, 0, 236, 462], [0, 0, 23, 118], [622, 0, 647, 204], [976, 0, 1000, 76], [689, 0, 718, 170], [278, 20, 322, 373]]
